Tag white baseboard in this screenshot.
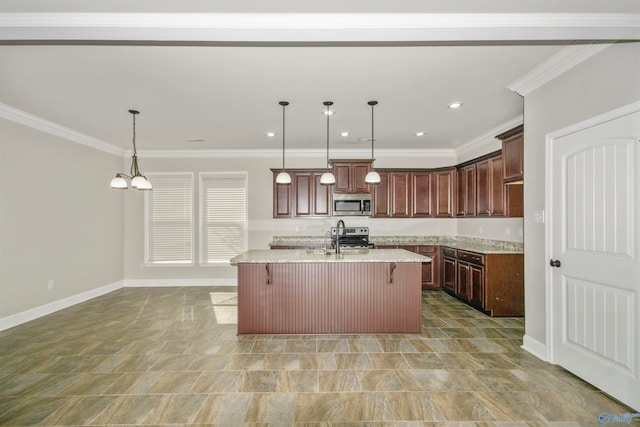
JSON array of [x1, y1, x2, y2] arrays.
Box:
[[522, 334, 548, 361], [0, 280, 124, 332], [124, 278, 237, 287]]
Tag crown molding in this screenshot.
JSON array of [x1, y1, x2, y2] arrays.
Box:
[[455, 115, 523, 160], [0, 103, 124, 156], [133, 147, 457, 159], [508, 43, 613, 96], [1, 12, 638, 43]]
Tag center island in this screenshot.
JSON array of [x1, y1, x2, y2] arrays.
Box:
[[230, 249, 431, 334]]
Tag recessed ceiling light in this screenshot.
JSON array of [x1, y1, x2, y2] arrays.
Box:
[[448, 102, 463, 109], [340, 131, 350, 137], [266, 132, 276, 137], [415, 132, 425, 137]]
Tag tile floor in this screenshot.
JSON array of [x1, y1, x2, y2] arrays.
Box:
[[0, 287, 633, 426]]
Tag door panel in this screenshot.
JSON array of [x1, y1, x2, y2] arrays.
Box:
[[551, 108, 640, 411]]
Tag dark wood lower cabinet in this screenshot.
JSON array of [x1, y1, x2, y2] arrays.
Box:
[[441, 246, 523, 316], [378, 244, 440, 290]]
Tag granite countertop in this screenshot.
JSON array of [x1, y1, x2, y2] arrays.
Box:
[[230, 249, 431, 265], [270, 235, 523, 254]]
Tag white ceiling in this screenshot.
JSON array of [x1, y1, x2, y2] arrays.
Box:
[[1, 1, 638, 154]]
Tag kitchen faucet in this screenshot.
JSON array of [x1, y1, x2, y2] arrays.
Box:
[[335, 219, 345, 254]]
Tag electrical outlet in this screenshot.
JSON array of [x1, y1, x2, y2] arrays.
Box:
[[47, 280, 54, 290], [534, 210, 545, 223]]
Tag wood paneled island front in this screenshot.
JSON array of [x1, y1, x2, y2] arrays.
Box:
[[230, 249, 430, 334]]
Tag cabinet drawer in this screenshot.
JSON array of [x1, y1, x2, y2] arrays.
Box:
[[442, 247, 457, 259], [416, 245, 436, 255], [457, 250, 484, 265]]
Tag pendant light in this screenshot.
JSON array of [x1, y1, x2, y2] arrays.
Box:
[[320, 101, 336, 185], [365, 100, 381, 185], [110, 109, 152, 190], [275, 101, 291, 185]]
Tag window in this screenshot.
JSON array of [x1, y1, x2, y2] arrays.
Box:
[[145, 173, 193, 265], [200, 172, 248, 264]]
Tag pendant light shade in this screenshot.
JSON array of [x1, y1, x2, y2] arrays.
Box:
[[275, 101, 291, 185], [110, 109, 152, 191], [365, 170, 381, 184], [275, 171, 292, 185], [365, 100, 381, 185], [321, 101, 335, 186]]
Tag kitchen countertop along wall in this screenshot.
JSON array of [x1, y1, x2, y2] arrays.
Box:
[[270, 235, 524, 254]]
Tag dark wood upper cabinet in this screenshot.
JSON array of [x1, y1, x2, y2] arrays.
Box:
[[457, 164, 476, 217], [497, 126, 524, 183], [273, 172, 292, 218], [389, 172, 412, 217], [272, 170, 331, 218], [372, 171, 390, 217], [412, 171, 433, 217], [476, 155, 505, 217], [331, 160, 371, 194], [434, 168, 456, 218]]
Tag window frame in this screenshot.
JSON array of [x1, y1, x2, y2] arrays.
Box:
[[143, 172, 195, 267], [199, 171, 249, 266]]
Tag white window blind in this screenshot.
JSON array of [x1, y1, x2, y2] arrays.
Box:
[[145, 173, 193, 264], [201, 173, 247, 264]]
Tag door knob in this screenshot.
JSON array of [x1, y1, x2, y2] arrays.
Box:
[[550, 259, 561, 268]]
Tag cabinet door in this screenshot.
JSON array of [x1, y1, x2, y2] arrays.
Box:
[[313, 172, 331, 216], [457, 262, 471, 301], [353, 163, 371, 193], [457, 165, 476, 217], [442, 257, 457, 294], [412, 171, 433, 217], [293, 172, 313, 217], [273, 172, 292, 218], [476, 160, 490, 216], [417, 245, 440, 290], [469, 264, 485, 308], [489, 156, 505, 217], [372, 172, 390, 217], [434, 168, 456, 218], [503, 133, 524, 182], [390, 172, 412, 217], [334, 163, 352, 193]]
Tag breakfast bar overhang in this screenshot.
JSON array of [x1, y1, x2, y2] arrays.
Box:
[[230, 249, 431, 334]]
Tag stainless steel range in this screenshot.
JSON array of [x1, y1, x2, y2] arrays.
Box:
[[329, 225, 373, 249]]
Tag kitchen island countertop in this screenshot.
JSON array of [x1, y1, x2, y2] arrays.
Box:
[[230, 248, 431, 265]]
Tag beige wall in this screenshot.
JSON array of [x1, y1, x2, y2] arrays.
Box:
[[123, 152, 523, 282], [523, 42, 640, 346], [0, 119, 124, 318]]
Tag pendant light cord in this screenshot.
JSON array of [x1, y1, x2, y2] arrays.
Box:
[[282, 103, 286, 169], [324, 101, 333, 171], [368, 100, 378, 165]]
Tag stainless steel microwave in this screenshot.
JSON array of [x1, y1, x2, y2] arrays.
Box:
[[333, 193, 372, 216]]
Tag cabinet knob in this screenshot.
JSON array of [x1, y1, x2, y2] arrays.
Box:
[[549, 259, 561, 268]]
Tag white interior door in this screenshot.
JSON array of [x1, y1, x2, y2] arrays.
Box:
[[549, 106, 640, 411]]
